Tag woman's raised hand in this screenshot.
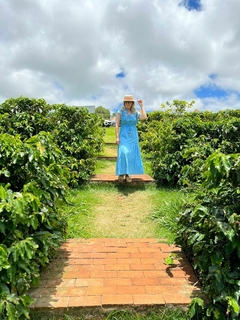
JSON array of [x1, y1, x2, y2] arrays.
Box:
[[137, 100, 143, 108]]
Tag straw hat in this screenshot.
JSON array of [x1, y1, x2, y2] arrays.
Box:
[[123, 95, 135, 102]]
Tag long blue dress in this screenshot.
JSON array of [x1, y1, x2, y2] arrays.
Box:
[[116, 109, 144, 175]]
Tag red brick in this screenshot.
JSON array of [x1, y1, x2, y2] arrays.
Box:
[[91, 271, 117, 278], [141, 259, 159, 264], [77, 264, 105, 271], [131, 278, 160, 286], [102, 294, 133, 305], [107, 253, 130, 259], [105, 278, 132, 286], [63, 265, 80, 272], [83, 253, 107, 259], [127, 242, 148, 248], [94, 247, 117, 253], [56, 287, 86, 297], [87, 286, 116, 295], [62, 271, 90, 279], [118, 247, 139, 253], [139, 247, 161, 253], [94, 258, 118, 265], [137, 238, 157, 243], [133, 294, 165, 305], [131, 252, 153, 259], [118, 271, 143, 278], [117, 285, 146, 294], [143, 271, 169, 278], [118, 258, 140, 264], [75, 278, 104, 287], [145, 285, 175, 294], [130, 264, 155, 270], [28, 238, 202, 311], [158, 277, 188, 285], [105, 264, 130, 271], [68, 295, 101, 307]]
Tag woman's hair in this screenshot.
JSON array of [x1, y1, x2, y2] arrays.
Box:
[[121, 101, 136, 113]]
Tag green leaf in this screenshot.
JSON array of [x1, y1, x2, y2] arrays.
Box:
[[0, 299, 6, 314], [228, 296, 240, 313], [164, 256, 175, 265], [6, 302, 17, 320], [0, 245, 10, 270]]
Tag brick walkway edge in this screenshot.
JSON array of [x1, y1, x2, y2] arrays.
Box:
[[29, 238, 201, 313]]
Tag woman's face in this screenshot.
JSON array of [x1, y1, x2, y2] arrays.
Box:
[[124, 101, 133, 110]]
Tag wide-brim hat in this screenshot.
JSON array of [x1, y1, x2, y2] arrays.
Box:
[[123, 95, 135, 102]]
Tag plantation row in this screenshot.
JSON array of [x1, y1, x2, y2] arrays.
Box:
[[0, 97, 240, 319], [0, 97, 105, 319], [138, 100, 240, 319]]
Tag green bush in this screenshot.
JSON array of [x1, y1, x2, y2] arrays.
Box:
[[176, 151, 240, 319], [49, 104, 104, 183], [139, 102, 240, 187], [0, 132, 70, 319], [0, 97, 105, 185]]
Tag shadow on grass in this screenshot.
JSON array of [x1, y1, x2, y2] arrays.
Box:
[[114, 183, 147, 196]]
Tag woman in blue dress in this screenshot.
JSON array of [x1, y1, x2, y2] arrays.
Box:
[[115, 95, 147, 182]]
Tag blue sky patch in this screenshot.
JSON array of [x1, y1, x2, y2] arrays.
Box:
[[116, 70, 125, 78], [179, 0, 202, 11], [194, 84, 228, 99], [209, 74, 217, 80]]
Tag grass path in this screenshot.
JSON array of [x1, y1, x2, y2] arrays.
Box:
[[60, 184, 185, 242], [59, 127, 186, 242]]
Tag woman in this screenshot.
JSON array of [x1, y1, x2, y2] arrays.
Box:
[[115, 95, 147, 182]]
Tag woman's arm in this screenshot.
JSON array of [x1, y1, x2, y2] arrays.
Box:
[[137, 100, 147, 120], [115, 112, 121, 145]]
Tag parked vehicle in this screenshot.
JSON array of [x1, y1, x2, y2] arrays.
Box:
[[103, 120, 112, 127], [103, 120, 116, 127]]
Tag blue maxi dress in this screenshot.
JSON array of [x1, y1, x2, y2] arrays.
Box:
[[116, 109, 144, 175]]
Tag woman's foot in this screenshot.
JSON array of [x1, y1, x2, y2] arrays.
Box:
[[118, 175, 124, 182], [125, 174, 132, 183]]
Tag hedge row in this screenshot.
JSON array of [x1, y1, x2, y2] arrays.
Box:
[[0, 97, 104, 319]]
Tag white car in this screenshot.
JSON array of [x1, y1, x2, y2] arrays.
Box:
[[103, 120, 112, 127], [103, 120, 116, 127]]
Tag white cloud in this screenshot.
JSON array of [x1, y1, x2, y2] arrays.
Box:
[[0, 0, 240, 113]]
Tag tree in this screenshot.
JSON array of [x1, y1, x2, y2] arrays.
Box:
[[95, 106, 110, 119]]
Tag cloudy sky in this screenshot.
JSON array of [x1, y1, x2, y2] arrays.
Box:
[[1, 0, 240, 113]]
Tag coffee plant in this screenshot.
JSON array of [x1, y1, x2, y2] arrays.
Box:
[[0, 97, 104, 319], [176, 151, 240, 319]]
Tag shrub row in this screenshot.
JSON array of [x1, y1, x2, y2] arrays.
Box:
[[139, 102, 240, 187], [138, 101, 240, 319], [0, 97, 104, 319], [176, 151, 240, 319]]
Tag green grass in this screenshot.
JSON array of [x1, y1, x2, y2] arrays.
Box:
[[58, 184, 185, 242], [31, 306, 189, 319], [104, 127, 116, 143], [99, 144, 118, 157], [95, 159, 116, 174]]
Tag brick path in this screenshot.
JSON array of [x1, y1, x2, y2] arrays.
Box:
[[29, 238, 201, 312]]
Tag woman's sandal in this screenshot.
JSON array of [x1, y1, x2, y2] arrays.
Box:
[[118, 175, 125, 182], [125, 175, 132, 183]]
